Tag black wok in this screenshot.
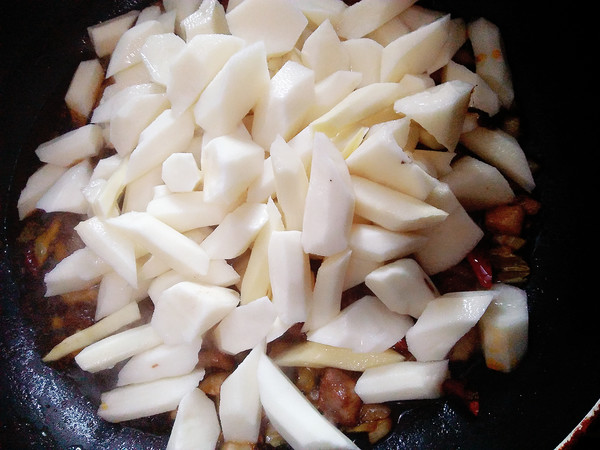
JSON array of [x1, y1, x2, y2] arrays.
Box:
[[1, 1, 597, 449]]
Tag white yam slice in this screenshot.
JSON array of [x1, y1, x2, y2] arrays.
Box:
[[405, 291, 495, 361], [440, 155, 515, 211], [219, 343, 265, 444], [441, 60, 501, 117], [302, 132, 355, 257], [180, 0, 229, 41], [333, 0, 417, 39], [18, 164, 67, 219], [365, 258, 437, 318], [394, 80, 473, 151], [459, 126, 535, 193], [146, 191, 232, 232], [268, 230, 312, 326], [117, 340, 202, 386], [380, 14, 450, 82], [348, 223, 427, 263], [107, 211, 210, 279], [166, 388, 220, 450], [43, 247, 111, 297], [479, 283, 529, 373], [106, 20, 165, 78], [301, 19, 350, 82], [352, 175, 448, 232], [307, 295, 414, 353], [257, 353, 359, 449], [213, 297, 277, 355], [194, 41, 270, 136], [225, 0, 308, 57], [140, 33, 185, 86], [354, 360, 449, 403], [75, 324, 162, 373], [126, 109, 196, 183], [87, 10, 139, 58], [341, 38, 382, 88], [468, 17, 514, 109], [65, 59, 105, 122], [251, 61, 316, 150], [270, 135, 309, 231], [98, 370, 205, 423], [43, 302, 141, 362], [167, 33, 245, 115], [151, 281, 239, 345], [161, 153, 202, 193], [35, 124, 104, 167], [303, 248, 351, 332], [199, 202, 269, 260]]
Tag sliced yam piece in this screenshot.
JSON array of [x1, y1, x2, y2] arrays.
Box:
[[65, 59, 105, 123], [43, 247, 111, 297], [219, 343, 265, 444], [274, 341, 405, 371], [348, 224, 427, 263], [199, 202, 269, 260], [98, 370, 205, 423], [117, 340, 202, 386], [36, 160, 92, 215], [17, 164, 67, 220], [479, 283, 529, 373], [270, 136, 309, 231], [354, 360, 449, 403], [405, 290, 495, 361], [166, 387, 220, 450], [394, 80, 473, 152], [468, 17, 514, 109], [302, 132, 355, 257], [441, 155, 515, 211], [140, 33, 186, 86], [342, 253, 383, 291], [87, 9, 139, 58], [166, 33, 245, 115], [75, 324, 162, 373], [35, 124, 104, 167], [240, 198, 284, 304], [251, 60, 316, 150], [303, 248, 352, 332], [310, 82, 406, 137], [459, 126, 535, 193], [126, 109, 196, 184], [352, 175, 448, 232], [414, 197, 484, 275], [194, 41, 270, 136], [106, 19, 165, 78], [380, 14, 450, 82], [43, 302, 141, 362], [150, 281, 239, 345], [225, 0, 308, 57], [257, 354, 359, 449], [333, 0, 417, 39], [307, 295, 414, 354], [365, 258, 437, 318], [300, 19, 350, 82], [146, 191, 232, 233], [442, 60, 501, 117], [341, 38, 382, 88], [289, 0, 347, 28], [213, 296, 277, 355], [107, 211, 210, 279], [161, 152, 202, 193], [95, 270, 135, 320], [180, 0, 229, 41], [268, 230, 312, 326]]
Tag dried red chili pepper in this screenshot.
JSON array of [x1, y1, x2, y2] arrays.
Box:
[[466, 248, 493, 289]]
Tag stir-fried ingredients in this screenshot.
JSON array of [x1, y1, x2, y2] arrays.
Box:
[[15, 0, 541, 448]]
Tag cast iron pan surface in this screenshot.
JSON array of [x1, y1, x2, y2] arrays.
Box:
[[1, 1, 596, 449]]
